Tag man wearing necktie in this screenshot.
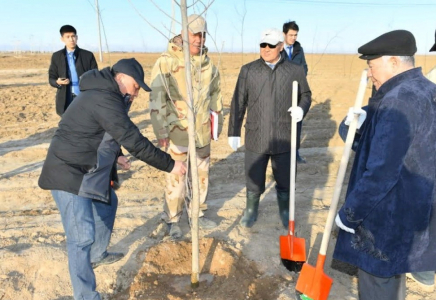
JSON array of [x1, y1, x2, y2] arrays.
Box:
[[282, 21, 308, 75], [49, 25, 98, 116], [282, 21, 309, 163]]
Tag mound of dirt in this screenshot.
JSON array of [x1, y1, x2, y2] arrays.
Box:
[[120, 238, 287, 300]]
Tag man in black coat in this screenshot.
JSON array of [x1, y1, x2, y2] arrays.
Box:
[[48, 25, 98, 116], [228, 28, 311, 229], [39, 58, 186, 300]]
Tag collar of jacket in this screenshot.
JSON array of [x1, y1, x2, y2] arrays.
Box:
[[282, 41, 301, 59], [167, 35, 210, 68], [292, 41, 302, 54], [63, 46, 80, 58], [260, 55, 285, 70], [375, 67, 423, 98]]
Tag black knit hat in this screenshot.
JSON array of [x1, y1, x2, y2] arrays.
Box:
[[358, 30, 417, 60], [430, 30, 436, 52], [112, 58, 151, 92]]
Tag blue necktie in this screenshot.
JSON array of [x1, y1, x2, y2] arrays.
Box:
[[287, 45, 293, 60], [67, 52, 80, 95]]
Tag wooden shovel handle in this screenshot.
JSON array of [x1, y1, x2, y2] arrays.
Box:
[[319, 70, 368, 255], [289, 81, 298, 225]]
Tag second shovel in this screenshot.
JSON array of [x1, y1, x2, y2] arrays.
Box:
[[280, 80, 306, 272]]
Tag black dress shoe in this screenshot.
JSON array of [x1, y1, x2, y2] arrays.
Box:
[[91, 252, 124, 269]]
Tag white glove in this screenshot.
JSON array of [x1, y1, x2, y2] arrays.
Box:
[[335, 214, 355, 234], [228, 136, 241, 151], [344, 107, 367, 129], [288, 106, 304, 122]]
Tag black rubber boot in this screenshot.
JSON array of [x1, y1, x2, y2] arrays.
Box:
[[240, 191, 261, 228], [277, 191, 290, 229]]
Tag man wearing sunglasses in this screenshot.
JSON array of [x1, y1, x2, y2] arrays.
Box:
[[228, 28, 311, 229]]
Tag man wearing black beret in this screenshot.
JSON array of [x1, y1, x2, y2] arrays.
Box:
[[333, 30, 436, 299]]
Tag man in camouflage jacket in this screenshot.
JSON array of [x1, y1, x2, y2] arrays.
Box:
[[149, 14, 223, 238]]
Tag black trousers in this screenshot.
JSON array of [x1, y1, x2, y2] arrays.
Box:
[[65, 92, 77, 109], [358, 269, 405, 300], [245, 150, 292, 195], [297, 121, 302, 150]]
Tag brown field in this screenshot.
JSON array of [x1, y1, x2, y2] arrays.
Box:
[[1, 52, 435, 300]]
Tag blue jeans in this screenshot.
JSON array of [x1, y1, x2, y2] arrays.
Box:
[[52, 190, 118, 300]]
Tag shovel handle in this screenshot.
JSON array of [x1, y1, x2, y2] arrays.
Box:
[[289, 81, 298, 224], [319, 70, 368, 255]]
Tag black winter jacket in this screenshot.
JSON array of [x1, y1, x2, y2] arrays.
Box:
[[39, 67, 174, 203], [48, 46, 98, 116], [228, 57, 311, 154], [281, 41, 308, 75]]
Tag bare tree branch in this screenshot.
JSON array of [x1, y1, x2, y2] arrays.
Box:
[[162, 22, 179, 38], [85, 0, 112, 64], [127, 0, 172, 40], [149, 0, 181, 26], [234, 0, 247, 64], [187, 0, 215, 17], [187, 0, 201, 8]]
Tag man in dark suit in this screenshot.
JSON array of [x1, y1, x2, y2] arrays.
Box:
[[282, 21, 309, 163], [282, 21, 308, 75], [49, 25, 98, 116]]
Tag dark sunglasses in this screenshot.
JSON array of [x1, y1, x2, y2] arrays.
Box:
[[260, 43, 278, 49]]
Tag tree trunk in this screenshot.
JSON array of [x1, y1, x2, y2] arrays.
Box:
[[180, 0, 200, 288]]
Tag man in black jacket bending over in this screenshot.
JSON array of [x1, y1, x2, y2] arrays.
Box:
[[39, 58, 186, 300], [49, 25, 98, 116], [228, 28, 311, 229]]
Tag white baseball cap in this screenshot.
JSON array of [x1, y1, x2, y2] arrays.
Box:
[[188, 14, 207, 34], [260, 28, 284, 45]]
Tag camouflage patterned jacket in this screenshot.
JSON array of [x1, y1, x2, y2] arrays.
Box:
[[149, 35, 223, 148]]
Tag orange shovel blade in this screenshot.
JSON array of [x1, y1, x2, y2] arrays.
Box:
[[280, 234, 306, 262], [296, 255, 333, 300], [280, 220, 306, 262]]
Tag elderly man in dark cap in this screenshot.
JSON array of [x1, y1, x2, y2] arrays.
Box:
[[332, 30, 436, 300], [39, 58, 187, 300]]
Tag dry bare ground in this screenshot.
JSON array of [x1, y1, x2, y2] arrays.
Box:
[[1, 52, 436, 300]]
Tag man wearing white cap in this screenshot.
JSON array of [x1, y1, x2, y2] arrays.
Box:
[[228, 28, 311, 229], [149, 14, 223, 239]]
